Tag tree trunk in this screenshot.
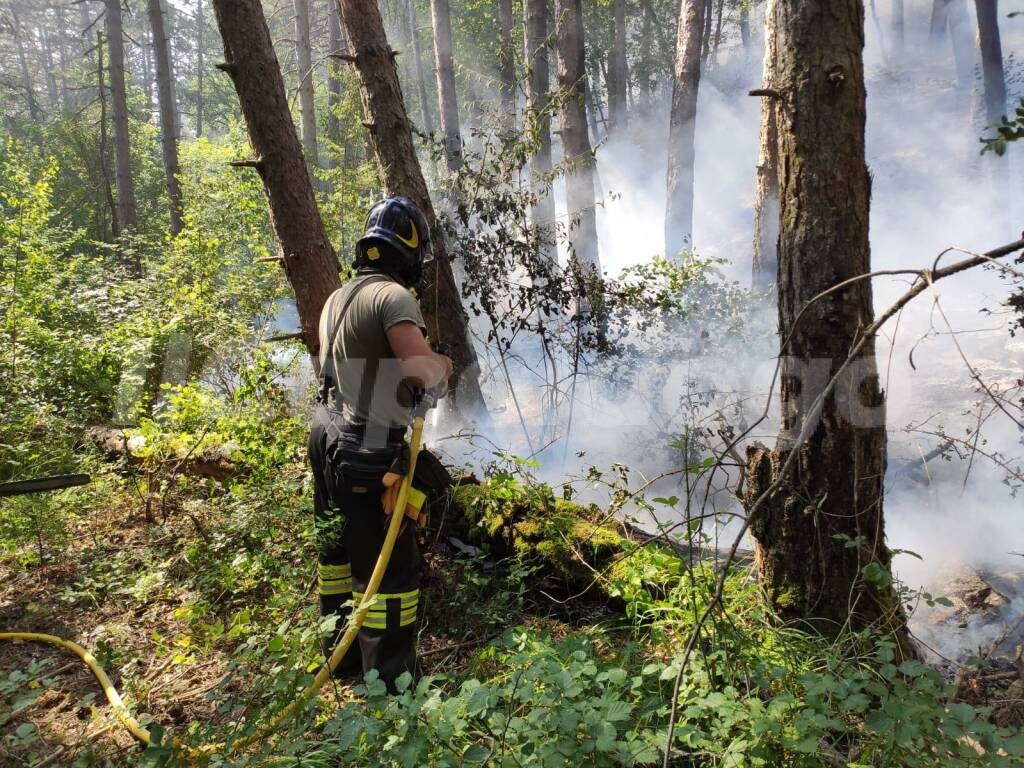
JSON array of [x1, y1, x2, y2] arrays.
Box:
[[740, 3, 751, 52], [701, 0, 714, 63], [752, 0, 779, 289], [56, 6, 72, 109], [294, 0, 320, 173], [211, 0, 341, 357], [105, 0, 139, 240], [12, 10, 41, 120], [498, 0, 515, 124], [638, 0, 655, 112], [142, 26, 156, 115], [148, 0, 185, 235], [892, 0, 904, 59], [335, 0, 486, 419], [97, 31, 120, 240], [326, 0, 346, 155], [607, 0, 628, 132], [524, 0, 556, 262], [431, 0, 462, 170], [38, 27, 60, 109], [947, 0, 974, 90], [929, 0, 948, 43], [408, 0, 436, 136], [196, 0, 205, 137], [664, 0, 705, 257], [555, 0, 600, 270], [712, 0, 726, 64], [975, 0, 1006, 126], [743, 0, 909, 652]]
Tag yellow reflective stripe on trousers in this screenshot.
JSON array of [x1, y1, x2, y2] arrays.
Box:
[[318, 563, 354, 595], [318, 563, 352, 579], [352, 590, 419, 628], [318, 581, 353, 595]]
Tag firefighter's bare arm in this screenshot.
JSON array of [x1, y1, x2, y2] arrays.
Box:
[[386, 321, 453, 389]]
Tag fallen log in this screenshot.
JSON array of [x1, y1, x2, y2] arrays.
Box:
[[84, 427, 238, 481], [444, 481, 752, 604]]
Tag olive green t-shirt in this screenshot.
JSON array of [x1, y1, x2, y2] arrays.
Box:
[[318, 274, 426, 428]]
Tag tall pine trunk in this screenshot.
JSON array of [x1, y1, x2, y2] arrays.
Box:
[[196, 0, 205, 137], [211, 0, 341, 356], [975, 0, 1006, 126], [294, 0, 320, 172], [335, 0, 486, 419], [892, 0, 904, 59], [148, 0, 185, 235], [326, 0, 346, 157], [555, 0, 600, 270], [664, 0, 705, 257], [947, 0, 974, 91], [498, 0, 515, 124], [740, 3, 751, 53], [56, 6, 72, 109], [607, 0, 628, 132], [743, 0, 909, 652], [97, 31, 120, 240], [524, 0, 556, 262], [12, 10, 40, 120], [431, 0, 462, 170], [105, 0, 139, 241], [39, 27, 60, 109], [752, 0, 779, 288], [408, 0, 436, 135]]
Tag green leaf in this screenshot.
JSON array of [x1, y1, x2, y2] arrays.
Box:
[[462, 744, 489, 763]]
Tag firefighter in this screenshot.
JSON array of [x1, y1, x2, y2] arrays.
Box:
[[308, 196, 453, 690]]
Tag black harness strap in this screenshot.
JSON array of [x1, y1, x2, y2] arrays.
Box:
[[318, 275, 390, 406]]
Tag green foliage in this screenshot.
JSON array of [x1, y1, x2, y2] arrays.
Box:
[[981, 98, 1024, 156]]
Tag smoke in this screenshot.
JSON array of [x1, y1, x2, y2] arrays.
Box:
[[417, 0, 1024, 660]]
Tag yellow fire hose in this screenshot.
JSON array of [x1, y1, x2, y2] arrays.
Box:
[[0, 409, 429, 762]]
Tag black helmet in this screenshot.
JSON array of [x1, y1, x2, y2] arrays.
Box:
[[355, 196, 434, 287]]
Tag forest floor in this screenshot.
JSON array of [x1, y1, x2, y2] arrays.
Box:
[[0, 458, 622, 766], [2, 444, 1024, 767]]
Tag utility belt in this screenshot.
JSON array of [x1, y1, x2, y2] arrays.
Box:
[[319, 408, 427, 530]]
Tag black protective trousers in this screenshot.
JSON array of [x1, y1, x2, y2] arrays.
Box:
[[308, 405, 421, 691]]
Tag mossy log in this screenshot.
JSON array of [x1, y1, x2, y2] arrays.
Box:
[[85, 427, 238, 481], [445, 482, 749, 602]]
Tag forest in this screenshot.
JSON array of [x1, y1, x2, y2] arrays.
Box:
[[1, 0, 1024, 763]]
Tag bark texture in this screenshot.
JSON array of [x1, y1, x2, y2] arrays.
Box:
[[743, 0, 910, 650], [431, 0, 462, 170], [664, 0, 705, 257], [752, 0, 779, 289], [104, 0, 138, 235], [524, 0, 556, 262], [607, 0, 628, 131], [294, 0, 320, 171], [147, 0, 185, 235], [555, 0, 599, 270], [975, 0, 1007, 126], [335, 0, 486, 419], [211, 0, 341, 357]]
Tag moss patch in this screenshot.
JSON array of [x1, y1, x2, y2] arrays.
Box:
[[452, 483, 631, 591]]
